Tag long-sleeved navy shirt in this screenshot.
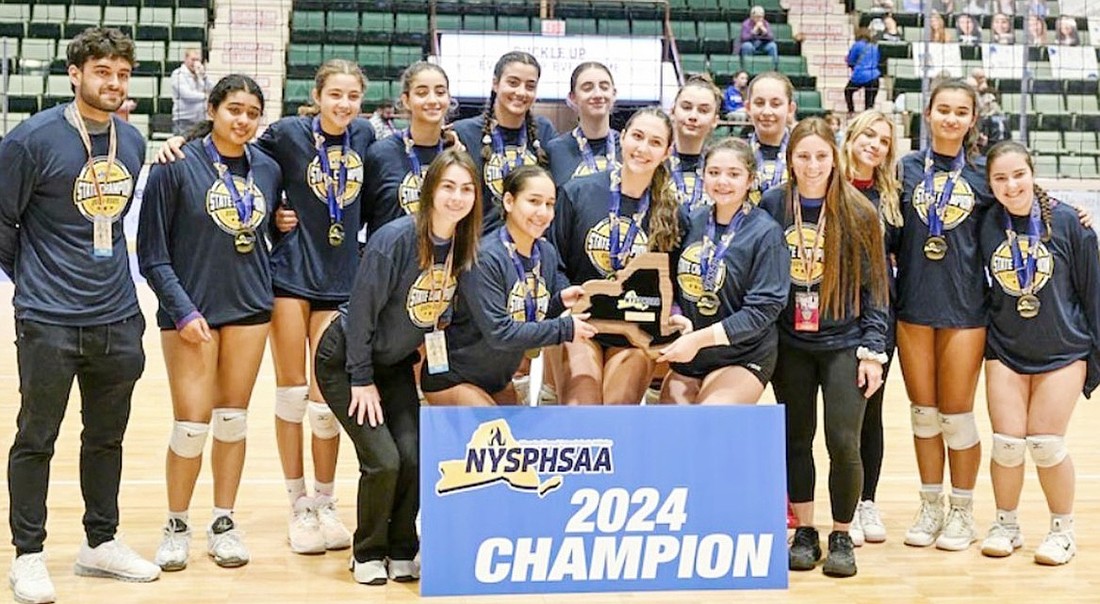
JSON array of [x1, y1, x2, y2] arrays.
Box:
[[138, 139, 280, 329], [545, 129, 616, 187], [0, 104, 146, 325], [360, 132, 443, 228], [981, 201, 1100, 397], [432, 227, 573, 394], [345, 215, 457, 386], [258, 115, 375, 302], [896, 150, 994, 328], [759, 185, 889, 353], [451, 114, 557, 233], [673, 203, 790, 376]]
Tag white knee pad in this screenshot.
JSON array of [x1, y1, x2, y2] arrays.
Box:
[[274, 385, 309, 423], [307, 401, 340, 440], [1027, 434, 1068, 468], [991, 433, 1026, 467], [169, 421, 210, 458], [939, 411, 981, 450], [211, 408, 248, 443], [910, 406, 942, 438]]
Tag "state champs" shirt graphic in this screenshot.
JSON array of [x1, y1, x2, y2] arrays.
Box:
[[306, 147, 364, 206], [205, 176, 267, 234], [677, 241, 727, 302], [406, 262, 458, 328], [73, 158, 133, 223], [911, 173, 977, 231]]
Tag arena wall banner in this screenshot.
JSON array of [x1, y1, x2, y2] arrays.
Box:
[[419, 406, 788, 597]]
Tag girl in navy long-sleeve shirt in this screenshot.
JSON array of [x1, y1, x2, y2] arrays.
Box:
[[314, 148, 482, 584], [545, 62, 619, 187], [658, 138, 789, 404], [421, 166, 597, 405], [139, 75, 280, 571], [977, 141, 1100, 566]]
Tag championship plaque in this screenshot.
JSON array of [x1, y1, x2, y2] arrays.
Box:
[[572, 252, 681, 356]]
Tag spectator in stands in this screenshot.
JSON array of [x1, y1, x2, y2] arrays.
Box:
[[724, 70, 750, 122], [739, 6, 779, 69], [960, 0, 991, 15], [1056, 16, 1080, 45], [882, 15, 904, 41], [991, 12, 1016, 43], [969, 69, 1009, 150], [994, 0, 1014, 14], [1026, 0, 1047, 17], [933, 0, 955, 14], [956, 14, 983, 45], [170, 48, 212, 136], [1026, 14, 1048, 45], [845, 32, 882, 115], [931, 12, 950, 42], [368, 100, 398, 140]]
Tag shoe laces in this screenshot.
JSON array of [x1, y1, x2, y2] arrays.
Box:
[[943, 505, 973, 534], [860, 502, 883, 527], [1039, 530, 1074, 551], [912, 499, 942, 532], [315, 497, 341, 524], [791, 527, 817, 548], [986, 521, 1016, 541], [292, 503, 321, 529]]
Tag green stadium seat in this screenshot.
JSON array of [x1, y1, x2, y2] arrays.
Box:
[[1061, 132, 1097, 156], [1065, 94, 1099, 114], [0, 3, 30, 38], [777, 55, 806, 76], [390, 45, 423, 76], [599, 19, 631, 36], [362, 12, 394, 43], [632, 20, 662, 36], [709, 55, 740, 76], [285, 78, 314, 104], [357, 45, 390, 79], [1059, 155, 1096, 178], [463, 14, 494, 31], [394, 13, 428, 44], [795, 90, 822, 110], [772, 23, 792, 41], [323, 44, 357, 62], [680, 53, 708, 75], [327, 11, 360, 44], [291, 10, 325, 43], [566, 18, 598, 35], [136, 7, 173, 41], [435, 13, 461, 31], [4, 74, 42, 112], [742, 55, 774, 75], [498, 16, 530, 32], [174, 7, 206, 42], [1033, 154, 1058, 178]]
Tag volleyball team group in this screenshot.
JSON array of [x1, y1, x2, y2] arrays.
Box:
[[2, 25, 1099, 604]]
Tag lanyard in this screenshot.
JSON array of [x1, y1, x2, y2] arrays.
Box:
[[491, 121, 528, 176], [426, 241, 455, 331], [67, 102, 117, 210], [573, 126, 617, 173], [1004, 201, 1042, 294], [312, 117, 349, 225], [402, 128, 444, 179], [670, 146, 703, 211], [700, 205, 749, 292], [751, 130, 789, 193], [607, 167, 651, 272], [792, 189, 827, 291], [500, 227, 541, 322], [203, 135, 255, 228], [923, 148, 966, 238]]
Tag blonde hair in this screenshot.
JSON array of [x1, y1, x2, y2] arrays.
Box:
[[298, 59, 367, 117], [840, 110, 903, 228]]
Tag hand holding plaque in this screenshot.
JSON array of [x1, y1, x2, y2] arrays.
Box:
[[571, 252, 686, 357]]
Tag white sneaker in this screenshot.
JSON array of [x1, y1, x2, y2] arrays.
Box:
[[539, 384, 558, 405], [207, 516, 249, 568], [154, 519, 192, 571], [643, 387, 660, 405], [388, 558, 421, 582], [849, 509, 865, 547], [74, 538, 160, 582], [9, 552, 56, 604], [935, 498, 977, 551], [1035, 522, 1076, 566], [513, 375, 531, 405], [288, 498, 325, 554], [980, 522, 1023, 558], [350, 558, 387, 585], [314, 495, 352, 551], [904, 494, 944, 547], [858, 500, 887, 543]]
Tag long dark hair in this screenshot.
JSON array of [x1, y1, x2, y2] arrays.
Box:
[[784, 118, 889, 318], [926, 77, 980, 159], [416, 148, 483, 275], [479, 51, 548, 167], [985, 140, 1054, 243], [623, 107, 681, 253], [184, 74, 265, 141]]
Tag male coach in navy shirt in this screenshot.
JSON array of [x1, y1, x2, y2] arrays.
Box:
[[0, 27, 160, 604]]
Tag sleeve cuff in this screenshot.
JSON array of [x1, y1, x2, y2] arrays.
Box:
[[175, 310, 203, 331]]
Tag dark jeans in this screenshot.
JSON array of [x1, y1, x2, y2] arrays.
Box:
[[844, 78, 880, 114], [315, 317, 420, 562], [772, 343, 866, 524], [860, 355, 892, 501], [8, 315, 146, 555]]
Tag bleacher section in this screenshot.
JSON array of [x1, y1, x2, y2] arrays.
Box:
[[856, 0, 1100, 178], [0, 0, 211, 138]]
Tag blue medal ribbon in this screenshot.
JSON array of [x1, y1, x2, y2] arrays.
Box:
[[491, 122, 528, 177], [203, 135, 255, 229], [1004, 200, 1043, 293], [500, 227, 541, 322], [312, 117, 349, 226], [700, 205, 749, 293], [607, 167, 651, 272], [923, 149, 966, 239], [751, 130, 789, 194], [670, 146, 703, 211], [573, 126, 617, 174], [402, 128, 444, 180]]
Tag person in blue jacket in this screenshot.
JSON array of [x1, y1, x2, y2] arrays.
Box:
[[139, 74, 281, 572], [977, 141, 1100, 567], [845, 32, 881, 115]]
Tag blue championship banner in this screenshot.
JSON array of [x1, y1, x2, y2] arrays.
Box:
[[420, 406, 788, 596]]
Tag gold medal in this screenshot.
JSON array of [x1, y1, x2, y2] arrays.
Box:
[[1016, 293, 1040, 319], [923, 236, 947, 261], [697, 291, 720, 316], [328, 222, 345, 247], [234, 229, 256, 254], [525, 348, 541, 360]]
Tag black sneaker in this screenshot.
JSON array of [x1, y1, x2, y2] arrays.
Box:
[[789, 526, 822, 571], [822, 531, 857, 578]]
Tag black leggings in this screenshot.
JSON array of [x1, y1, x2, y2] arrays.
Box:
[[844, 79, 880, 114], [315, 317, 420, 562], [772, 343, 866, 524], [860, 356, 892, 501]]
